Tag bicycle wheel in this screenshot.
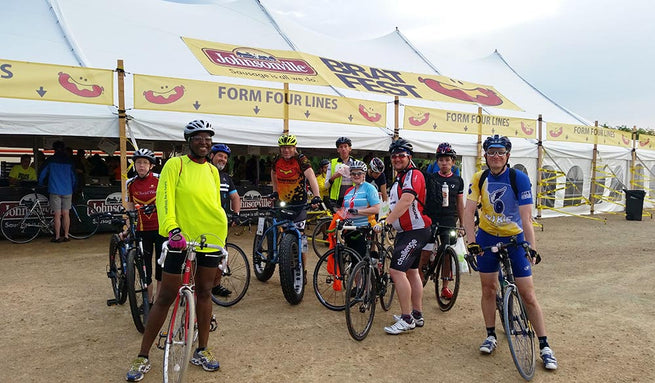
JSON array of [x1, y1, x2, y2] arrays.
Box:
[[434, 246, 461, 312], [278, 233, 304, 305], [0, 205, 41, 243], [68, 204, 99, 239], [503, 284, 536, 381], [378, 246, 395, 312], [345, 260, 376, 341], [313, 246, 361, 311], [126, 249, 150, 333], [252, 221, 276, 281], [163, 289, 196, 383], [211, 243, 251, 307], [311, 217, 332, 258], [108, 234, 127, 304]]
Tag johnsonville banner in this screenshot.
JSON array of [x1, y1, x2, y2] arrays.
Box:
[[134, 74, 387, 127], [0, 59, 113, 105], [545, 122, 633, 147], [182, 37, 522, 111], [402, 105, 536, 139]]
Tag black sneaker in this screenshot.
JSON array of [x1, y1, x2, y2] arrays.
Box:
[[211, 285, 231, 297]]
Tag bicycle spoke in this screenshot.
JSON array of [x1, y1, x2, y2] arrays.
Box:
[[504, 285, 536, 380]]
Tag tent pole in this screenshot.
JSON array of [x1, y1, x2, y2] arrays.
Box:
[[476, 107, 482, 171], [393, 96, 399, 140], [536, 114, 543, 218], [283, 83, 289, 135], [630, 126, 637, 188], [117, 59, 128, 208], [589, 120, 599, 215]]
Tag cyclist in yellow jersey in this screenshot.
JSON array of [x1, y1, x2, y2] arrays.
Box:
[[126, 120, 228, 381]]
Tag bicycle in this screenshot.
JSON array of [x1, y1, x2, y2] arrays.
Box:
[[0, 188, 100, 243], [209, 241, 250, 307], [252, 200, 312, 305], [312, 218, 363, 311], [156, 234, 226, 383], [106, 215, 130, 307], [467, 236, 540, 381], [309, 204, 333, 258], [344, 220, 396, 341], [421, 225, 465, 311]]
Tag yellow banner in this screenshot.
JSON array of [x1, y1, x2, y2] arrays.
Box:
[[0, 59, 113, 105], [403, 106, 536, 138], [134, 74, 387, 127], [638, 133, 655, 150], [182, 37, 522, 111], [545, 122, 632, 147]]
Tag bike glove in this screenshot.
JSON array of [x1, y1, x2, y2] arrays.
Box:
[[168, 228, 187, 250], [529, 248, 542, 264], [347, 208, 358, 215], [467, 242, 483, 255], [311, 196, 322, 206], [143, 204, 156, 215], [270, 192, 279, 201]]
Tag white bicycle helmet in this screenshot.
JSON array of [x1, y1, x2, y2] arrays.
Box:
[[184, 120, 214, 140]]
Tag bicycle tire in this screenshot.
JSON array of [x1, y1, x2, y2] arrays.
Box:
[[378, 246, 395, 312], [0, 205, 41, 243], [163, 288, 195, 383], [68, 204, 99, 239], [313, 246, 361, 311], [278, 233, 304, 305], [211, 243, 251, 307], [126, 249, 150, 333], [503, 284, 536, 381], [108, 234, 127, 304], [252, 220, 276, 281], [345, 260, 376, 341], [311, 217, 332, 258], [435, 246, 461, 312]]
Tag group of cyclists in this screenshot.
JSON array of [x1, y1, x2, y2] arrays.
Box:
[[124, 119, 557, 381]]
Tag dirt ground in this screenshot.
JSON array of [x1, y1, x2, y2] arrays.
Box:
[[1, 212, 654, 382]]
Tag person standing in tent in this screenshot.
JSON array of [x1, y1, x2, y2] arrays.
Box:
[[324, 136, 355, 211], [418, 143, 465, 295], [38, 141, 76, 242], [209, 143, 242, 297], [384, 138, 432, 334], [126, 120, 228, 381], [462, 134, 557, 371]]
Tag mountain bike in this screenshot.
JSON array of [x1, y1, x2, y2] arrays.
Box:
[[157, 234, 226, 383], [1, 188, 100, 243], [345, 220, 396, 341], [252, 200, 311, 305], [467, 236, 540, 381], [106, 216, 130, 307], [421, 225, 465, 311]]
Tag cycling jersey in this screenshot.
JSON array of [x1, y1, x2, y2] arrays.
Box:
[[272, 154, 312, 204], [219, 171, 238, 213], [126, 172, 160, 231], [389, 167, 431, 232], [342, 182, 380, 226], [428, 172, 464, 228], [156, 155, 228, 251]]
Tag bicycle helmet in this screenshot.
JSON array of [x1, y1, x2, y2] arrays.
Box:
[[335, 136, 352, 147], [278, 134, 297, 146], [388, 138, 413, 155], [184, 120, 214, 140], [436, 142, 457, 159], [132, 148, 156, 164], [211, 143, 231, 156], [319, 159, 330, 167], [349, 159, 367, 172], [483, 134, 512, 152], [369, 157, 385, 173]]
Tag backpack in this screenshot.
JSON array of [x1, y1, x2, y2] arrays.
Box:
[[421, 170, 441, 217], [477, 168, 519, 198]]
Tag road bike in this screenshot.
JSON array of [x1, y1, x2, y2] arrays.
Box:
[[309, 204, 333, 258], [210, 241, 250, 307], [156, 234, 226, 383], [467, 236, 540, 381], [344, 220, 396, 341], [421, 225, 465, 311], [0, 188, 100, 243], [252, 200, 311, 305]]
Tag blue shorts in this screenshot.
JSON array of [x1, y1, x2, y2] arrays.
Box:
[[475, 230, 532, 278]]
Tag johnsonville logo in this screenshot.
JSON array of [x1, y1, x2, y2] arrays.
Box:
[[202, 47, 318, 76]]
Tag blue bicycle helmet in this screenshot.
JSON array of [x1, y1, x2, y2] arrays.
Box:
[[211, 143, 231, 156], [483, 134, 512, 152]]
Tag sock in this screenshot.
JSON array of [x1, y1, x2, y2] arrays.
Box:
[[195, 347, 205, 353], [411, 309, 423, 319], [401, 314, 413, 324], [538, 336, 549, 350], [486, 327, 496, 339], [137, 354, 149, 360]]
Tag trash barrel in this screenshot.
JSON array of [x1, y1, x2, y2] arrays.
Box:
[[624, 189, 646, 221]]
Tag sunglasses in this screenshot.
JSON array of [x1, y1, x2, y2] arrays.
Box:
[[391, 153, 410, 159], [486, 150, 508, 157], [350, 171, 365, 177]]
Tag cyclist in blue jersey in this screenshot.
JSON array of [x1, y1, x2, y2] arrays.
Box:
[[462, 135, 557, 371]]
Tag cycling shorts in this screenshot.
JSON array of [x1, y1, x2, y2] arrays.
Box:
[[475, 230, 532, 278], [391, 227, 431, 272], [162, 249, 221, 274]]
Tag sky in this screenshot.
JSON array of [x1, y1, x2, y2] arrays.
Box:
[[263, 0, 655, 130]]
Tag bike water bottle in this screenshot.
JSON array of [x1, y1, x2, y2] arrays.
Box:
[[442, 182, 449, 207]]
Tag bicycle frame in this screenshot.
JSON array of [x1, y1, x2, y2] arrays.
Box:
[[254, 208, 304, 267]]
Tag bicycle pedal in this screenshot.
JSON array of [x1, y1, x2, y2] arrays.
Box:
[[106, 298, 118, 306], [156, 330, 168, 350]]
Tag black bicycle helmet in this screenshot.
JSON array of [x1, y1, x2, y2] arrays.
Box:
[[388, 138, 413, 155], [184, 120, 214, 140], [436, 142, 457, 158], [211, 143, 231, 156], [335, 136, 352, 147], [319, 159, 330, 167], [483, 134, 512, 152], [369, 157, 385, 173], [132, 148, 156, 164]]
